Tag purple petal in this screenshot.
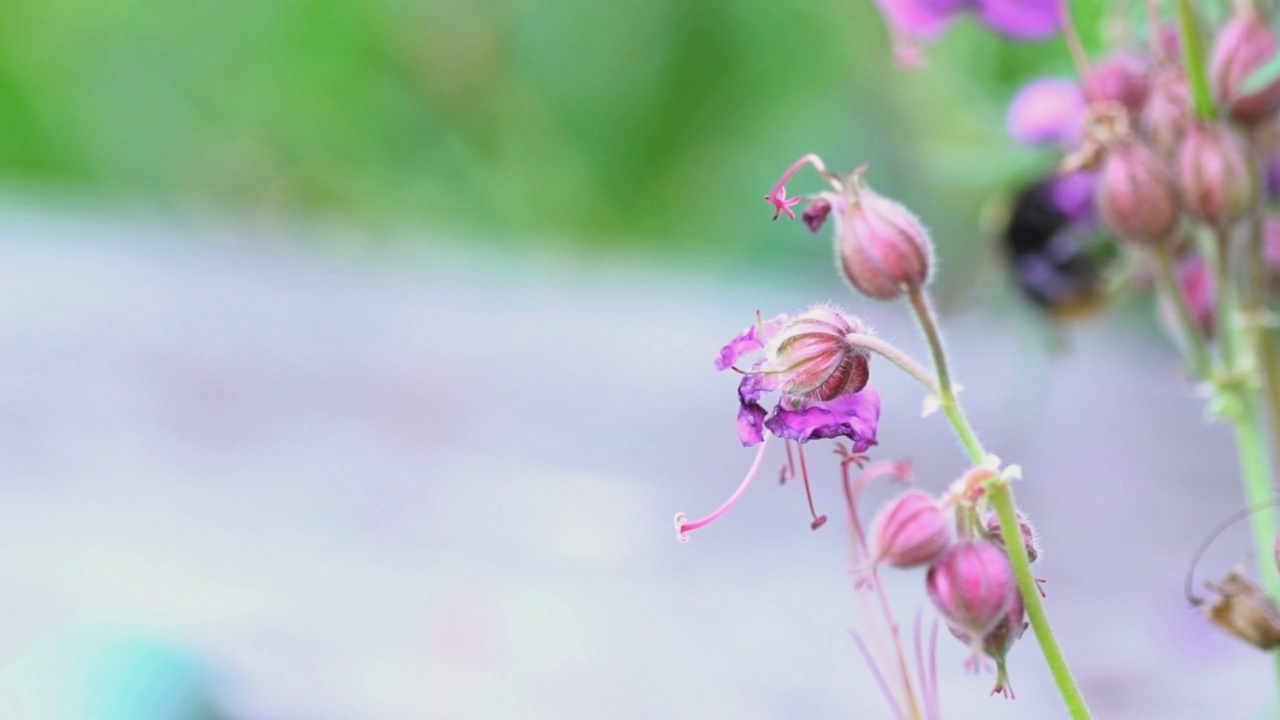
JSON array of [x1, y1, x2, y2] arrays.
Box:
[[764, 387, 881, 449], [1045, 171, 1096, 221], [875, 0, 971, 39], [1007, 78, 1085, 146], [975, 0, 1061, 40], [735, 371, 778, 446], [714, 314, 787, 371]]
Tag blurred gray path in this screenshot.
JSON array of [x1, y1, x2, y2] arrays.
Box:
[[0, 209, 1269, 719]]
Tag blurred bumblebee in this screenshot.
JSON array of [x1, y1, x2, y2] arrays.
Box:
[[988, 177, 1121, 322]]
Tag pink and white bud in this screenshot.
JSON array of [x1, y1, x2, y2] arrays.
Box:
[[869, 490, 953, 569], [1211, 13, 1280, 126], [1141, 69, 1191, 157], [983, 511, 1041, 564], [1095, 139, 1180, 246], [763, 306, 871, 403], [1083, 52, 1150, 119], [836, 184, 934, 301], [1177, 123, 1256, 227], [926, 540, 1017, 641]]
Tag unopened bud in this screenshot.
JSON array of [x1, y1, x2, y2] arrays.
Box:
[[1083, 52, 1150, 118], [836, 182, 933, 301], [1177, 123, 1256, 227], [1095, 139, 1180, 245], [1211, 13, 1280, 126], [926, 540, 1017, 641], [983, 511, 1040, 564], [1141, 69, 1191, 157], [869, 491, 953, 569], [763, 306, 870, 403], [802, 199, 832, 234]]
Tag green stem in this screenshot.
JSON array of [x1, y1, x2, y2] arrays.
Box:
[[1176, 0, 1217, 120], [905, 287, 1094, 720], [1153, 245, 1213, 379]]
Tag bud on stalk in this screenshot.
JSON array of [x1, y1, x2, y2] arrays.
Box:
[[1176, 123, 1255, 228], [835, 182, 933, 301], [1095, 138, 1180, 246]]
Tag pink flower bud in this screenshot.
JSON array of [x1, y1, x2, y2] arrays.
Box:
[[869, 490, 953, 569], [836, 184, 934, 301], [983, 511, 1040, 564], [763, 306, 870, 403], [1211, 13, 1280, 126], [1083, 52, 1150, 118], [1177, 123, 1256, 227], [926, 540, 1017, 641], [1141, 68, 1191, 157], [1095, 139, 1180, 246]]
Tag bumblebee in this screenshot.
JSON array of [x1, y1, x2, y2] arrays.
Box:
[[997, 178, 1119, 322]]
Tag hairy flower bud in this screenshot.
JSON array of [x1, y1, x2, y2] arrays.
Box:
[[869, 491, 953, 569], [1083, 52, 1150, 118], [1177, 123, 1256, 227], [1211, 14, 1280, 126], [763, 306, 870, 403], [1095, 139, 1180, 245], [983, 511, 1040, 564], [926, 540, 1017, 641], [836, 185, 934, 300], [1141, 69, 1191, 157]]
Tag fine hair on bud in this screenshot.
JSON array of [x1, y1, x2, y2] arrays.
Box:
[[1176, 123, 1256, 228], [926, 539, 1018, 641], [836, 177, 934, 301], [869, 490, 953, 570], [1095, 138, 1180, 246]]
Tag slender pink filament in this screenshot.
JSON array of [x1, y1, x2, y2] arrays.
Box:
[[779, 439, 796, 485], [852, 631, 907, 720], [674, 434, 771, 540], [795, 443, 827, 530]]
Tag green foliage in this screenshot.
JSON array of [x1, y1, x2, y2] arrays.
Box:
[[0, 0, 1109, 259]]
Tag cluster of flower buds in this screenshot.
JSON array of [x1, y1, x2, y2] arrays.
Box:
[[997, 6, 1280, 349], [848, 460, 1041, 698]]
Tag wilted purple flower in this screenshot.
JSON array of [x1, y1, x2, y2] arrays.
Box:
[[674, 307, 882, 541], [1007, 77, 1086, 146], [875, 0, 968, 39], [802, 199, 833, 233]]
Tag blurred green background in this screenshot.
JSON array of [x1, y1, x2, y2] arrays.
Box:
[[0, 0, 1114, 265]]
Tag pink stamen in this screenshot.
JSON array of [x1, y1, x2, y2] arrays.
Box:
[[778, 439, 796, 485], [674, 434, 772, 541], [795, 443, 827, 530], [852, 631, 908, 720]]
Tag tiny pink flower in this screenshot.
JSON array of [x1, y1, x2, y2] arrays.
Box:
[[1007, 77, 1086, 146]]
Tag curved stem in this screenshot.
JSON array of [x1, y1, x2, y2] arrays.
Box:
[[1054, 0, 1091, 79], [1176, 0, 1217, 120], [902, 287, 1094, 720], [907, 289, 984, 464], [843, 332, 941, 397]]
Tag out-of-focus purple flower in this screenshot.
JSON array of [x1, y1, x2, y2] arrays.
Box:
[[875, 0, 970, 39], [973, 0, 1061, 40], [1007, 77, 1086, 146], [1045, 171, 1096, 221], [876, 0, 1059, 43]]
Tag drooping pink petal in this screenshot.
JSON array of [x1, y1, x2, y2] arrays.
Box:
[[764, 387, 881, 448], [714, 314, 787, 370], [1006, 77, 1085, 146]]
